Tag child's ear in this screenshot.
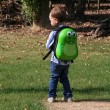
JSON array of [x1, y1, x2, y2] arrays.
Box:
[[55, 18, 58, 23]]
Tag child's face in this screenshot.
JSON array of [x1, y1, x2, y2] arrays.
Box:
[[49, 13, 59, 27]]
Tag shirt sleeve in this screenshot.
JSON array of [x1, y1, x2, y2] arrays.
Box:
[[46, 31, 56, 49]]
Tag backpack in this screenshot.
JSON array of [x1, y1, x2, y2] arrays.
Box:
[[43, 26, 78, 61]]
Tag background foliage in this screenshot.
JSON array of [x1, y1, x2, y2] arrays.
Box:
[[21, 0, 41, 21]]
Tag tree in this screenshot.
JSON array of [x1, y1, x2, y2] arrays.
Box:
[[75, 0, 86, 18], [40, 0, 49, 27], [22, 0, 49, 30], [65, 0, 75, 19]]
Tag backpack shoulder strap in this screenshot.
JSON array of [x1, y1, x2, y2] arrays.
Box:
[[54, 25, 70, 34]]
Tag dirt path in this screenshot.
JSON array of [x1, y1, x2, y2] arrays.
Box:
[[45, 101, 110, 110]]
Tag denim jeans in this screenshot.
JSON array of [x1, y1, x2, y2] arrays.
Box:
[[48, 61, 73, 98]]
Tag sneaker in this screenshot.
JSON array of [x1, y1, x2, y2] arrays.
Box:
[[62, 97, 73, 102], [47, 97, 55, 103]]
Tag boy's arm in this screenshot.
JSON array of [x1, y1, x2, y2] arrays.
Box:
[[46, 31, 56, 49]]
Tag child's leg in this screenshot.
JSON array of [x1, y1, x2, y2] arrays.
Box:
[[60, 65, 73, 98], [48, 62, 61, 98]]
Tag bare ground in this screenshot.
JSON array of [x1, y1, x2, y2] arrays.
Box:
[[44, 100, 110, 110]]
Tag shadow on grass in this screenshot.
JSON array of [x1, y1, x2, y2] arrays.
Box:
[[72, 86, 110, 102], [1, 86, 110, 102], [73, 86, 110, 94], [0, 87, 48, 94]]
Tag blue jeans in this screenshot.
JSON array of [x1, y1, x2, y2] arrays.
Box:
[[48, 61, 73, 98]]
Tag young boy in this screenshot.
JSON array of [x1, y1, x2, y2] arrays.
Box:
[[46, 6, 73, 103]]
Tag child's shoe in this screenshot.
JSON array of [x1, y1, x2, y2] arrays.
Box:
[[62, 97, 73, 102], [47, 97, 55, 103]]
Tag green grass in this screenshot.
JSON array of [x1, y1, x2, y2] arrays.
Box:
[[0, 32, 110, 110]]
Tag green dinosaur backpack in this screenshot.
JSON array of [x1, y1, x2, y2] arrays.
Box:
[[43, 26, 78, 61]]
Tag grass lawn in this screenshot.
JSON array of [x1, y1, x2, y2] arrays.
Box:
[[0, 31, 110, 110]]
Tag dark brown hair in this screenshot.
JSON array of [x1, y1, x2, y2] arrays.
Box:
[[50, 6, 66, 22]]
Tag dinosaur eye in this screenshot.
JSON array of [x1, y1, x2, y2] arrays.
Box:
[[71, 32, 76, 36], [67, 32, 71, 36]]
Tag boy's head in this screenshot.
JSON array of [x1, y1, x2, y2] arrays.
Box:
[[49, 6, 66, 27]]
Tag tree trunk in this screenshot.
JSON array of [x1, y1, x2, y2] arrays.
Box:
[[31, 0, 49, 32], [40, 0, 49, 27], [75, 0, 86, 18], [65, 0, 74, 19]]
